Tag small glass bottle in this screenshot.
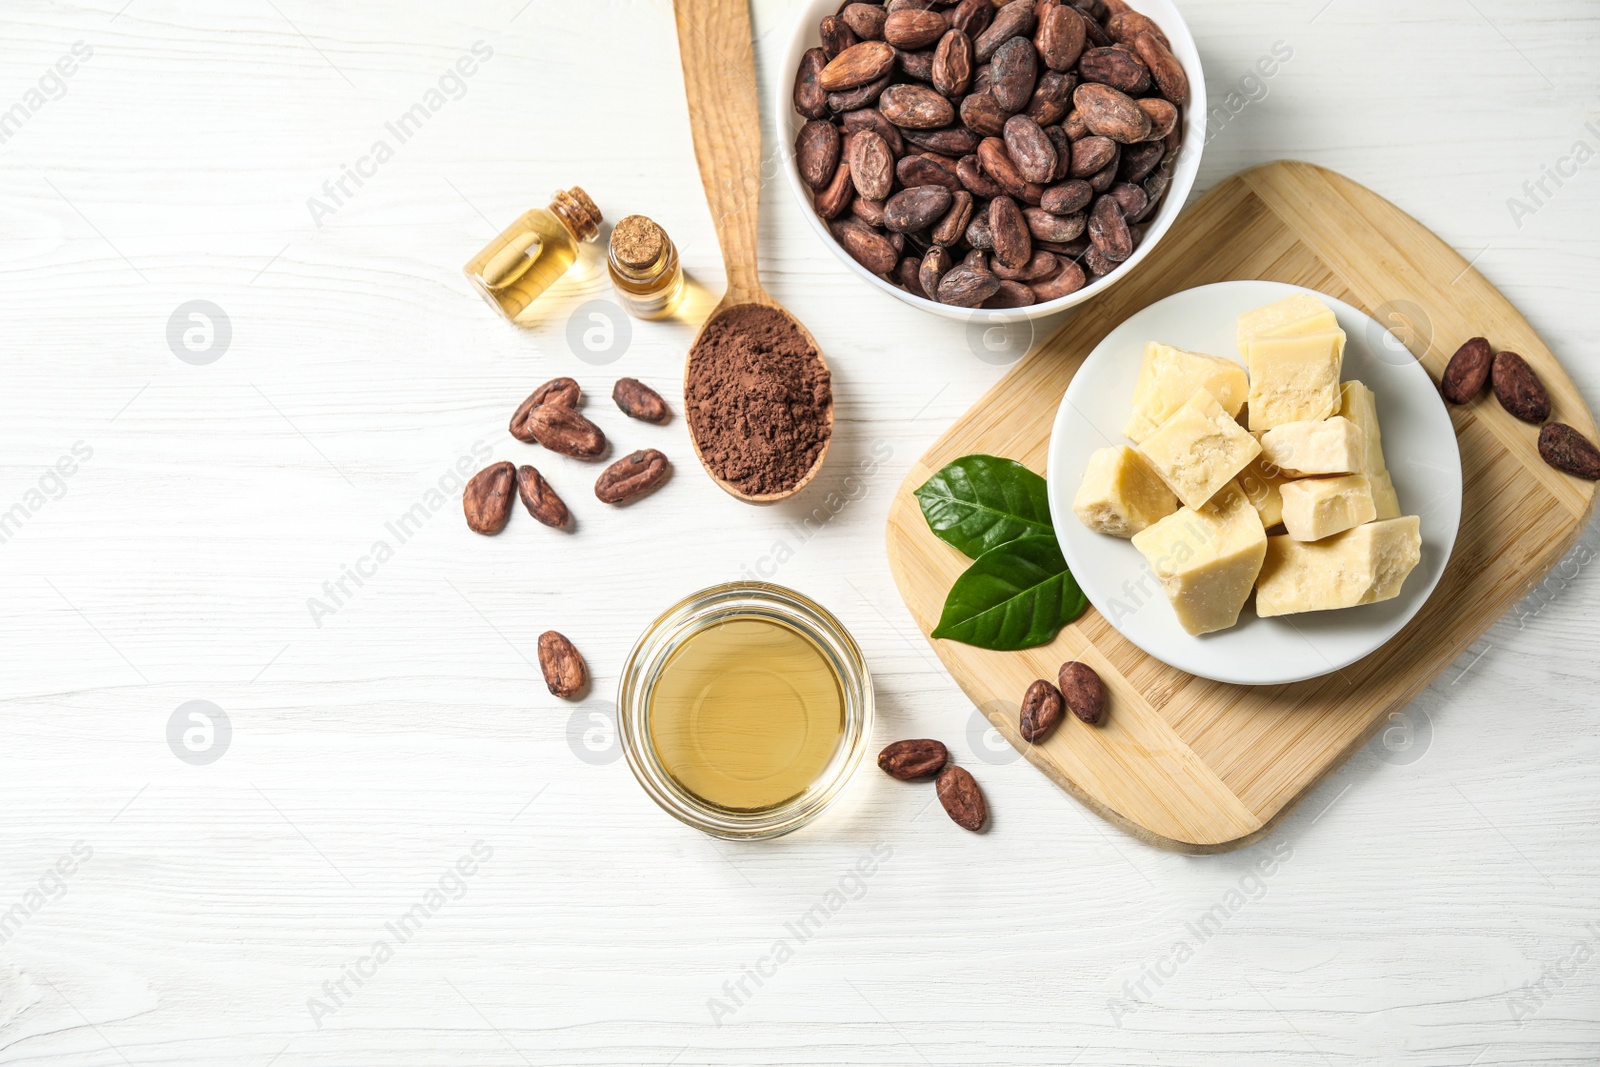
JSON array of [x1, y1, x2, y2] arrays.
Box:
[[464, 187, 601, 326], [606, 214, 684, 320]]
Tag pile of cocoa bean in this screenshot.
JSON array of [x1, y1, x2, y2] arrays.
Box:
[[463, 376, 674, 535], [792, 0, 1188, 308], [877, 738, 987, 831], [1442, 337, 1600, 480]]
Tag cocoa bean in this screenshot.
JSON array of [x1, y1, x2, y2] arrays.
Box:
[[827, 72, 891, 111], [977, 135, 1044, 203], [932, 29, 974, 96], [958, 153, 1005, 197], [516, 465, 569, 528], [982, 278, 1037, 307], [538, 631, 587, 699], [1072, 82, 1149, 143], [1106, 181, 1148, 219], [1118, 139, 1164, 183], [793, 47, 829, 119], [1081, 243, 1116, 275], [510, 378, 580, 441], [1040, 178, 1093, 214], [920, 245, 953, 296], [819, 14, 859, 59], [1538, 423, 1600, 480], [885, 8, 947, 49], [1087, 155, 1118, 191], [885, 185, 953, 232], [1024, 205, 1085, 241], [815, 161, 855, 218], [963, 248, 988, 271], [936, 263, 1001, 306], [1137, 96, 1178, 141], [796, 119, 842, 189], [896, 254, 928, 297], [932, 189, 974, 245], [612, 377, 669, 423], [1025, 69, 1076, 126], [1078, 45, 1150, 94], [1035, 3, 1086, 70], [1105, 9, 1169, 49], [946, 0, 993, 39], [840, 106, 905, 155], [524, 405, 608, 458], [960, 90, 1009, 137], [841, 3, 888, 41], [989, 194, 1032, 269], [1067, 134, 1117, 177], [848, 129, 895, 200], [973, 0, 1034, 62], [964, 211, 994, 249], [1029, 256, 1086, 300], [990, 36, 1038, 112], [877, 738, 949, 779], [851, 196, 887, 227], [463, 461, 515, 535], [1019, 678, 1065, 742], [902, 125, 980, 155], [879, 83, 956, 128], [820, 40, 897, 91], [1441, 336, 1492, 404], [1132, 31, 1188, 105], [935, 765, 987, 830], [1003, 114, 1057, 184], [1079, 5, 1113, 46], [1491, 351, 1551, 422], [897, 153, 963, 192], [1058, 661, 1105, 724], [1088, 193, 1132, 261], [594, 448, 670, 504], [832, 217, 899, 274], [991, 248, 1058, 280], [1062, 107, 1089, 139], [898, 48, 935, 82], [1044, 124, 1073, 181]]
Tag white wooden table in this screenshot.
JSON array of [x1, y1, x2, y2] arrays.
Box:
[[2, 1, 1598, 1063]]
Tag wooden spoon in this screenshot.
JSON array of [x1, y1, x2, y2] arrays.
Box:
[[673, 0, 834, 504]]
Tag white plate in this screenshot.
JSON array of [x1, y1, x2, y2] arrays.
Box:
[[1045, 281, 1462, 685]]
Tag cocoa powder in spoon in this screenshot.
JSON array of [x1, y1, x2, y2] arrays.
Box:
[[685, 305, 832, 496]]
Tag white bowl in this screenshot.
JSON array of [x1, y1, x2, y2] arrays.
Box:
[[774, 0, 1206, 322], [1045, 281, 1463, 685]]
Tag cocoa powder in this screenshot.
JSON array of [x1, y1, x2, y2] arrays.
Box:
[[685, 305, 832, 496]]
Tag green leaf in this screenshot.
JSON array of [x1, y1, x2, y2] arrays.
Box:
[[931, 535, 1087, 651], [914, 454, 1054, 559]]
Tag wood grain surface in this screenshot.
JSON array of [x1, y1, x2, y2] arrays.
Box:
[[1, 0, 1598, 1064], [885, 161, 1597, 852]]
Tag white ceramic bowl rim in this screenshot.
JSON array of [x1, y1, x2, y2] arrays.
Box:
[[773, 0, 1208, 322]]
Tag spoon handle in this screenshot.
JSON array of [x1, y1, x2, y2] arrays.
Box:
[[673, 0, 765, 305]]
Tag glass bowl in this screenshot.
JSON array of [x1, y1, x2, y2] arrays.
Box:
[[617, 582, 874, 840]]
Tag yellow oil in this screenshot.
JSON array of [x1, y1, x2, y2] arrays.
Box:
[[464, 207, 580, 325], [648, 617, 845, 812]]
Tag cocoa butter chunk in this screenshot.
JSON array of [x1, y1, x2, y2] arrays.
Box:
[[537, 631, 587, 698]]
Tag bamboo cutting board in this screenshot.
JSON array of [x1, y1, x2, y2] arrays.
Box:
[[885, 161, 1597, 853]]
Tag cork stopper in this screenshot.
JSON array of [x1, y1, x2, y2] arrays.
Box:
[[610, 214, 667, 270], [550, 186, 601, 242]]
